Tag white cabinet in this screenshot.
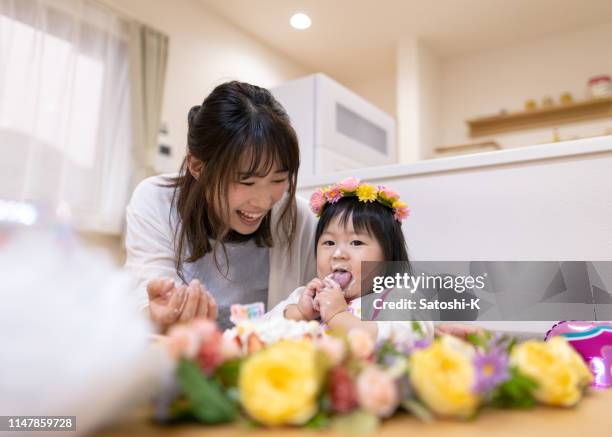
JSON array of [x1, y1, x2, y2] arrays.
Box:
[[271, 74, 396, 182]]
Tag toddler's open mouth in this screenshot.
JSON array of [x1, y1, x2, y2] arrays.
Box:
[[331, 268, 353, 290]]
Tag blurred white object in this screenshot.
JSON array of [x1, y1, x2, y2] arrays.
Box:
[[0, 203, 173, 436], [271, 73, 396, 181]]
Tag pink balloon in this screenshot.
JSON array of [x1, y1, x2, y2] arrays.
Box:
[[545, 321, 612, 388]]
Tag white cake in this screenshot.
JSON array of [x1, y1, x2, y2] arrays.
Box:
[[223, 318, 322, 353]]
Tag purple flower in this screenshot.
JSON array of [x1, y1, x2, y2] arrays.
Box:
[[473, 348, 510, 394], [413, 339, 432, 350]]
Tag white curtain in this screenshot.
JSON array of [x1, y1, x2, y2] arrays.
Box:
[[0, 0, 132, 234], [128, 22, 168, 188]]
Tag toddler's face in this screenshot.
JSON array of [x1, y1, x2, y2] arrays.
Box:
[[316, 215, 384, 300]]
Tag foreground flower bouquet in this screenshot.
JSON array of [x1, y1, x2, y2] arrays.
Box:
[[155, 319, 594, 429]]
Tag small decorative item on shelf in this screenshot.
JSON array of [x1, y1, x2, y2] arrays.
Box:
[[552, 128, 561, 142], [524, 99, 537, 111], [560, 92, 573, 105], [541, 96, 554, 108], [588, 75, 611, 98]]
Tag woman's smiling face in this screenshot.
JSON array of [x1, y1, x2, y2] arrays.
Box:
[[316, 214, 384, 300], [227, 162, 289, 235]]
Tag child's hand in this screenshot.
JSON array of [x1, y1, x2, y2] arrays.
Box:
[[315, 277, 348, 323], [296, 284, 319, 320], [306, 277, 325, 312], [435, 323, 485, 340]]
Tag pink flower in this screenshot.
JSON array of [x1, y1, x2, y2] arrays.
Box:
[[191, 318, 219, 339], [347, 328, 375, 359], [394, 205, 410, 221], [377, 185, 399, 202], [316, 335, 346, 366], [356, 366, 399, 418], [309, 189, 326, 215], [166, 324, 200, 359], [324, 185, 343, 204], [329, 366, 359, 413], [196, 327, 224, 375], [220, 335, 243, 360], [337, 176, 360, 192]]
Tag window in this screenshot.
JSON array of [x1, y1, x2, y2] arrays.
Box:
[[0, 0, 132, 233]]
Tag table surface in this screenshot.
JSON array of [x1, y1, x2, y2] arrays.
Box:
[[96, 388, 612, 437]]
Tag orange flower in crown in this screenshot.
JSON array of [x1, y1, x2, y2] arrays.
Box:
[[309, 177, 410, 222]]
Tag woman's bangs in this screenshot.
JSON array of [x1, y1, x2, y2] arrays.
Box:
[[235, 129, 298, 179]]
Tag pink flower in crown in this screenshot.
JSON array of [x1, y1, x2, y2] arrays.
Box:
[[337, 176, 360, 192], [324, 185, 343, 204], [377, 185, 399, 202], [394, 205, 410, 221], [309, 189, 326, 215]]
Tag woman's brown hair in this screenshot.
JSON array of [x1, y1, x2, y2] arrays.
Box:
[[165, 81, 300, 280]]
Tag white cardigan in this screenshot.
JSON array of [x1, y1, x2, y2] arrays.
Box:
[[124, 174, 318, 310]]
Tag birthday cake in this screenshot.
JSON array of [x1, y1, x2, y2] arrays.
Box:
[[223, 302, 323, 353]]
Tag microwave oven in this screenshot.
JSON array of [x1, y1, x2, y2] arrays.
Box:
[[271, 73, 396, 181]]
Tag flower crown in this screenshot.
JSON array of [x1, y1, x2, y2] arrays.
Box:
[[309, 177, 410, 222]]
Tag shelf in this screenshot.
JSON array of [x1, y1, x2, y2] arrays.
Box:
[[434, 141, 501, 157], [467, 97, 612, 137]]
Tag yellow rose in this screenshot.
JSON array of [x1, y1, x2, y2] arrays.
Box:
[[410, 338, 479, 418], [510, 337, 592, 407], [239, 340, 322, 426], [546, 337, 593, 386]]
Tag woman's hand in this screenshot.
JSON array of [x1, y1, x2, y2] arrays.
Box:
[[315, 277, 348, 323], [435, 323, 484, 340], [146, 278, 218, 328]]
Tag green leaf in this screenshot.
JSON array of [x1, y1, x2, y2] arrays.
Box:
[[411, 321, 424, 337], [177, 358, 237, 424], [401, 399, 434, 423], [466, 330, 492, 349], [214, 359, 242, 388], [304, 410, 331, 429], [490, 367, 538, 409]]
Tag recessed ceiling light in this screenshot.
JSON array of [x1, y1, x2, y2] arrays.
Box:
[[290, 13, 311, 30]]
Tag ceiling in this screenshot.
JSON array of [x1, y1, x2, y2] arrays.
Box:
[[199, 0, 612, 83]]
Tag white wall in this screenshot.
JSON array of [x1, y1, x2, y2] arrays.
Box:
[[441, 22, 612, 149], [100, 0, 309, 168], [298, 137, 612, 262], [395, 37, 441, 162], [343, 71, 397, 119]]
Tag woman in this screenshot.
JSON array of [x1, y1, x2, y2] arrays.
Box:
[[125, 81, 317, 330]]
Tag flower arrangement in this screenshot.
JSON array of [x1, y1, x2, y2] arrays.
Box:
[[309, 177, 410, 222], [155, 319, 593, 430]]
